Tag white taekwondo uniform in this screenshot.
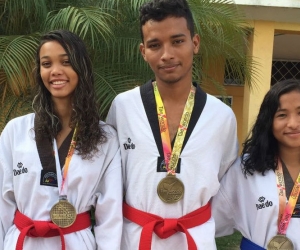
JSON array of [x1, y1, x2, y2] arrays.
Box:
[[0, 113, 123, 250], [106, 80, 239, 250], [212, 157, 300, 249]]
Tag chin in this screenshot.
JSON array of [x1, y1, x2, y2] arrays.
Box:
[[160, 77, 182, 85]]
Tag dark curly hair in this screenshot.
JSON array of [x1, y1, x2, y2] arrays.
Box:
[[242, 79, 300, 176], [32, 30, 106, 160], [139, 0, 195, 41]]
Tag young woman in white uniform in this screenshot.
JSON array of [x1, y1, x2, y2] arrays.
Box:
[[212, 79, 300, 250], [0, 30, 123, 250]]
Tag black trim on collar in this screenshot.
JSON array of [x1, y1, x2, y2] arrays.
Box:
[[140, 80, 207, 169], [35, 116, 73, 172]]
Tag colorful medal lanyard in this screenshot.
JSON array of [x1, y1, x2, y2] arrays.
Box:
[[275, 158, 300, 235], [53, 127, 78, 199], [153, 82, 195, 175]]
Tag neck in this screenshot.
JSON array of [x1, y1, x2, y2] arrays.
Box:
[[53, 99, 73, 129], [155, 80, 193, 103], [279, 147, 300, 169]]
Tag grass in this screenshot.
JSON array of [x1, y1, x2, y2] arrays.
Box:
[[216, 231, 242, 250]]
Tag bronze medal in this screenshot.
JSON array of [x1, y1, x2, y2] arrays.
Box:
[[157, 175, 184, 203], [50, 199, 77, 228], [267, 235, 294, 250]]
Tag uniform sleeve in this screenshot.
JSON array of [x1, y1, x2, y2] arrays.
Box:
[[219, 109, 239, 180], [106, 98, 117, 129], [212, 159, 240, 237], [93, 134, 123, 250], [0, 124, 17, 249]]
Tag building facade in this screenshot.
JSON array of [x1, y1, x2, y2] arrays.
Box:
[[210, 0, 300, 147]]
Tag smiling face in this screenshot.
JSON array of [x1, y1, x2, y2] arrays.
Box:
[[39, 41, 78, 103], [272, 90, 300, 151], [139, 16, 200, 86]]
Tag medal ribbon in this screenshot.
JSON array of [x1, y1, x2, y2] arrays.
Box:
[[153, 82, 195, 175], [276, 158, 300, 235], [53, 126, 78, 198]]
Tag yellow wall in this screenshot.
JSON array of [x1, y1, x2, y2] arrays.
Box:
[[204, 64, 244, 148], [243, 21, 274, 141], [205, 20, 300, 151], [243, 21, 300, 142]]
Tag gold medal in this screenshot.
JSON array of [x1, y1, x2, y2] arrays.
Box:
[[50, 199, 77, 228], [157, 175, 184, 203], [267, 235, 294, 250]]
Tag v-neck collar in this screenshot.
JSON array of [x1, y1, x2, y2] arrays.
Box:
[[35, 116, 73, 171], [140, 79, 207, 157]]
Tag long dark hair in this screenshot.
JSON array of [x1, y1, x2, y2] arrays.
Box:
[[32, 30, 106, 160], [242, 79, 300, 175], [139, 0, 195, 41]]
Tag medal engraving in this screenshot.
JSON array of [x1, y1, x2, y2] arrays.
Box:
[[157, 175, 184, 203], [267, 235, 294, 250], [50, 200, 77, 228]]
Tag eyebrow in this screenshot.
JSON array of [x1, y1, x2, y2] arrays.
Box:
[[145, 33, 186, 45], [40, 53, 68, 60], [276, 107, 300, 112]]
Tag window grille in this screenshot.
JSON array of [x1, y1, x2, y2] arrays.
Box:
[[271, 60, 300, 85]]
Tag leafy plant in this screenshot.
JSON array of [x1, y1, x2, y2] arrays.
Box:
[[0, 0, 256, 132]]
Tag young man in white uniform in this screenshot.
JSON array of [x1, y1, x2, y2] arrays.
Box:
[[106, 0, 239, 249]]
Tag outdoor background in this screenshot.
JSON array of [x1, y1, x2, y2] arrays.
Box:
[[0, 0, 253, 248]]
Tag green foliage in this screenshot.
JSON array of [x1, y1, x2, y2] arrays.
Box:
[[0, 0, 257, 132], [0, 87, 32, 132], [216, 231, 242, 250]]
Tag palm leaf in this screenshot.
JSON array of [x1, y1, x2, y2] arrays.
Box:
[[94, 67, 140, 117], [44, 6, 116, 49], [0, 0, 48, 34], [0, 35, 39, 98], [0, 89, 32, 132]]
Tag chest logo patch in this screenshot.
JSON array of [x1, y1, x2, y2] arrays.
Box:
[[13, 162, 28, 176], [123, 138, 135, 150], [256, 196, 273, 210]]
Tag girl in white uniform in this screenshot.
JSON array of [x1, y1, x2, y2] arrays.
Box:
[[212, 79, 300, 250], [0, 30, 123, 250]]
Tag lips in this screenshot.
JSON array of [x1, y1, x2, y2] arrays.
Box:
[[159, 64, 179, 70], [284, 131, 300, 136], [50, 80, 67, 85]]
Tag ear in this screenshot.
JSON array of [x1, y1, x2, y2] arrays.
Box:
[[139, 43, 147, 62], [192, 34, 200, 54]]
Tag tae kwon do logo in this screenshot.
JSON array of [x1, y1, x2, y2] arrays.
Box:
[[123, 138, 135, 150], [13, 162, 28, 176], [256, 196, 273, 210]]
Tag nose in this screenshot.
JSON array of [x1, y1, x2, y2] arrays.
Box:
[[50, 63, 63, 75], [160, 44, 174, 61], [287, 114, 300, 129]]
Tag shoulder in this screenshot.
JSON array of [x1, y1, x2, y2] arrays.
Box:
[[2, 113, 34, 133], [100, 121, 117, 137], [99, 121, 119, 148], [112, 86, 140, 104], [206, 94, 234, 113], [224, 155, 271, 183], [225, 157, 244, 176]]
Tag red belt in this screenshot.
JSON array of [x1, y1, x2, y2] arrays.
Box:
[[123, 202, 211, 250], [14, 210, 91, 250]]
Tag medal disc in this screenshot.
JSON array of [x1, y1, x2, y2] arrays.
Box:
[[267, 235, 294, 250], [157, 175, 184, 203], [50, 200, 77, 228]]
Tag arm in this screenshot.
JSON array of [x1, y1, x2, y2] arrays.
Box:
[[93, 137, 123, 250], [211, 184, 235, 237], [0, 124, 17, 249], [106, 98, 117, 128], [212, 158, 242, 237], [219, 110, 239, 180]]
